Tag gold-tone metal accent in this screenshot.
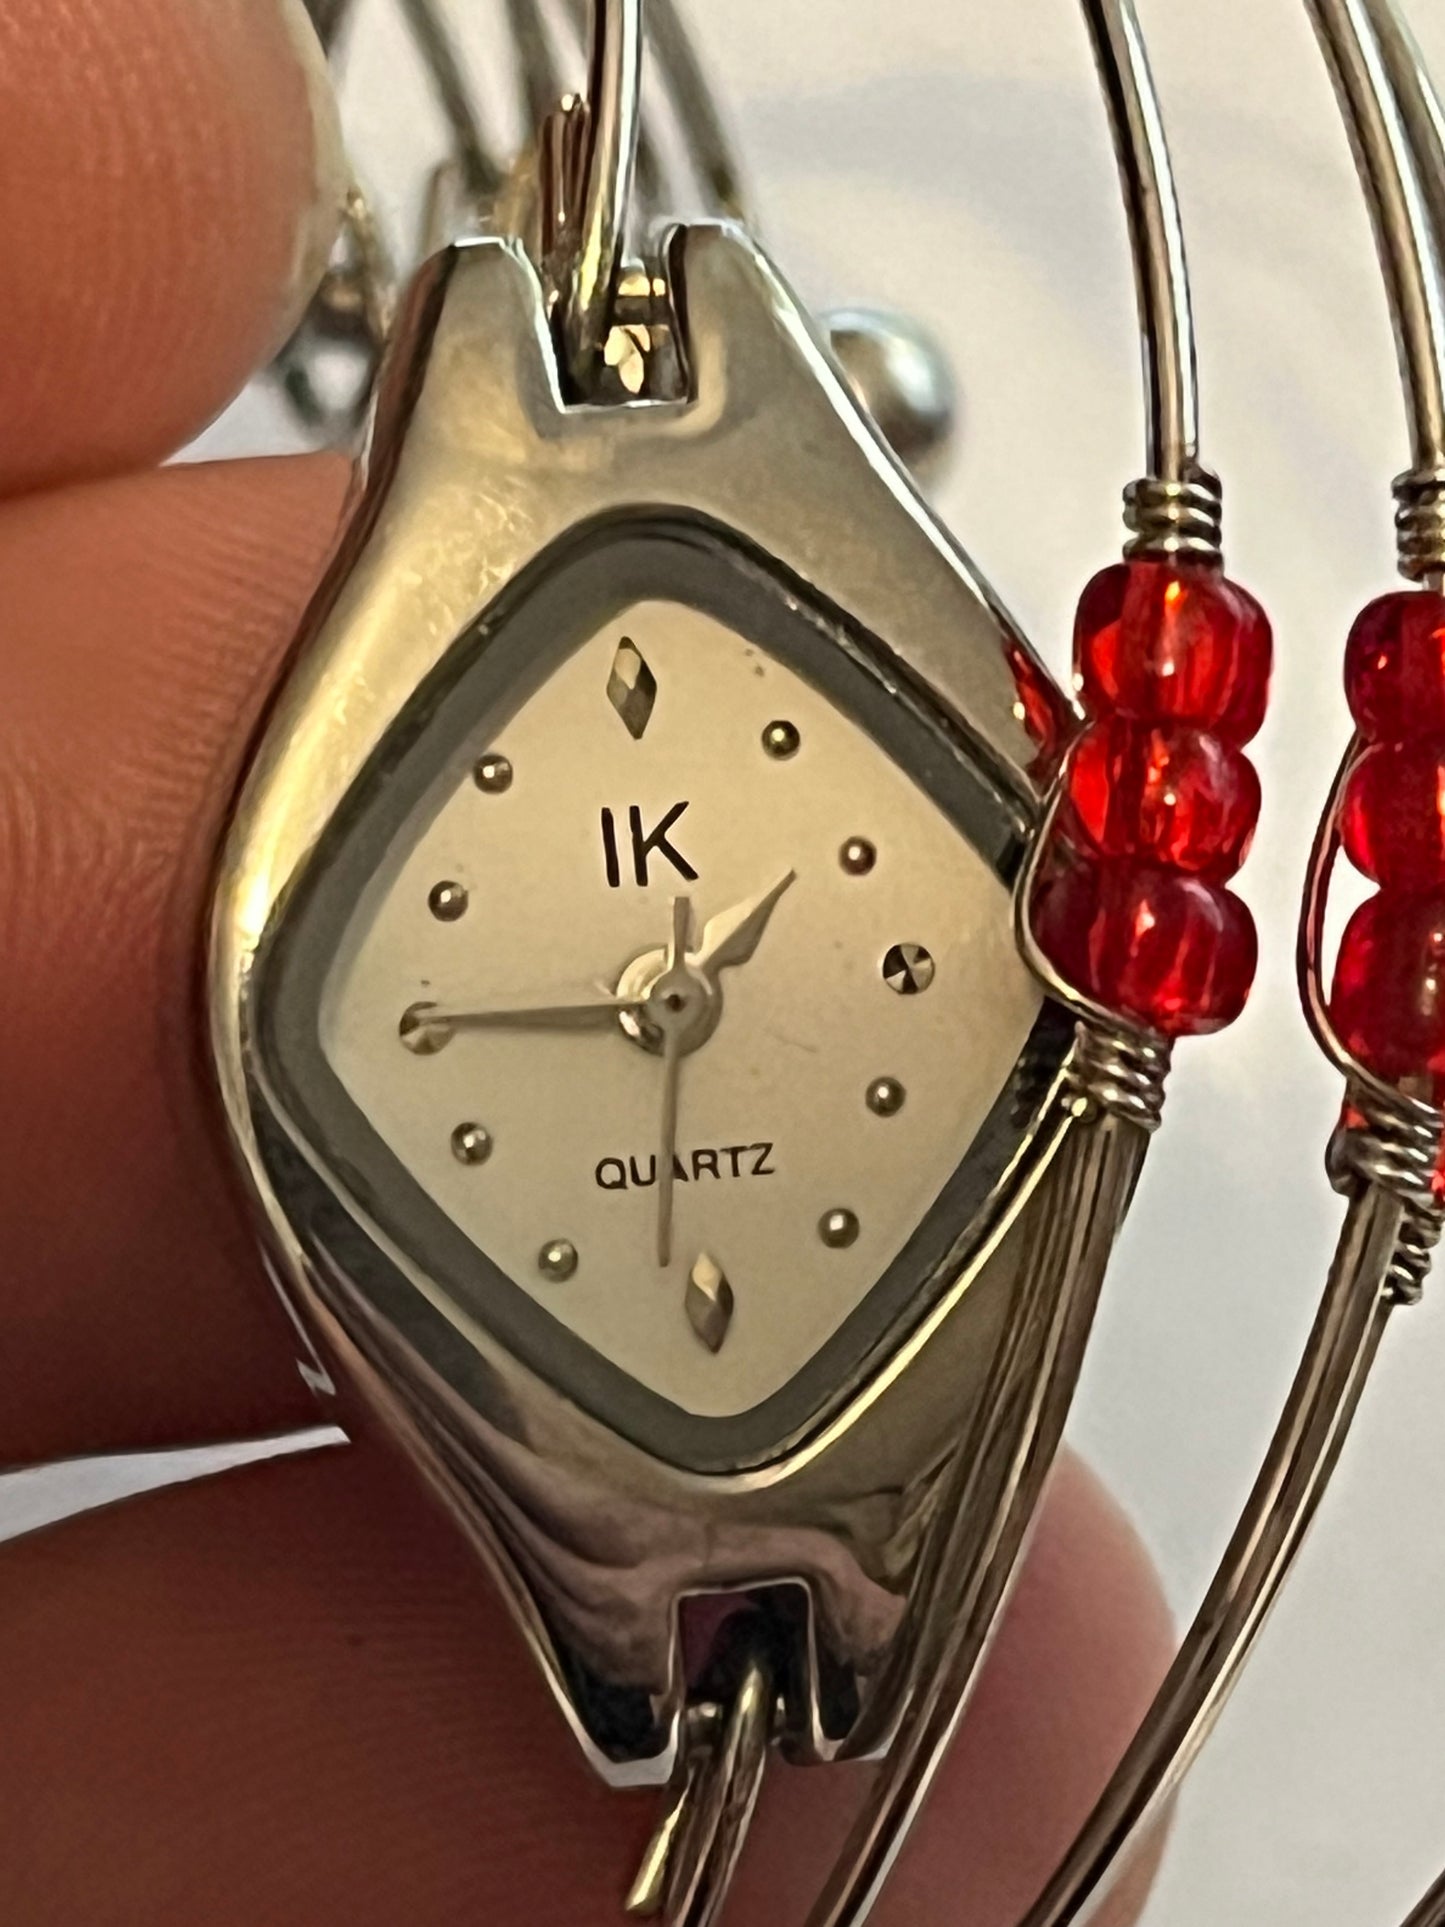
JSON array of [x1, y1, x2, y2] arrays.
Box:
[[881, 944, 934, 996], [605, 320, 655, 395], [450, 1122, 494, 1166], [538, 1238, 579, 1281], [819, 1210, 860, 1251], [428, 880, 468, 921], [840, 837, 877, 877], [608, 636, 659, 738], [474, 752, 514, 794], [865, 1078, 906, 1118], [761, 720, 801, 760], [685, 1254, 734, 1354]]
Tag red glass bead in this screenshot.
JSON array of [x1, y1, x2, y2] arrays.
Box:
[[1343, 590, 1445, 743], [1330, 890, 1445, 1099], [1075, 559, 1273, 745], [1340, 739, 1445, 887], [1030, 845, 1258, 1036], [1064, 717, 1260, 879]]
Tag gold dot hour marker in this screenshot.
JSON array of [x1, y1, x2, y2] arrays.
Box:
[[474, 753, 513, 794], [867, 1077, 906, 1117], [762, 719, 800, 760], [820, 1209, 860, 1250], [841, 837, 877, 875], [429, 880, 468, 921], [538, 1240, 579, 1282], [451, 1123, 492, 1165]]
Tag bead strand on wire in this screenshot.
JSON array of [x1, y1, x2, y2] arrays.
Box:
[[1330, 589, 1445, 1096], [1029, 555, 1273, 1037]]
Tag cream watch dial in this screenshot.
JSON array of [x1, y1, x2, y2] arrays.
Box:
[[260, 531, 1051, 1466]]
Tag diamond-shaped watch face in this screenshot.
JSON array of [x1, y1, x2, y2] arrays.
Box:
[[257, 522, 1058, 1472]]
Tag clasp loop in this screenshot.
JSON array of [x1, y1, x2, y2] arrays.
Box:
[[542, 0, 646, 392], [625, 1630, 775, 1927]]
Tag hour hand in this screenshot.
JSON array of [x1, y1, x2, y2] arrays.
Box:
[[400, 991, 631, 1052], [694, 870, 796, 976]]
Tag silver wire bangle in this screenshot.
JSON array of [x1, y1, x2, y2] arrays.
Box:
[[1306, 7, 1445, 1923], [551, 0, 644, 389], [1311, 0, 1445, 589], [1078, 0, 1225, 563], [1004, 7, 1445, 1926]]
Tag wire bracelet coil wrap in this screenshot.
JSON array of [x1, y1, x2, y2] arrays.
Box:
[[1066, 1019, 1172, 1132], [1300, 9, 1445, 1916], [1328, 1087, 1444, 1305], [1394, 467, 1445, 583], [1123, 469, 1225, 565]]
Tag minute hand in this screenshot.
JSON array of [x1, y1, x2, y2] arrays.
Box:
[[693, 870, 797, 975]]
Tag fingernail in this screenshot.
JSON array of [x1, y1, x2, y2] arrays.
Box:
[[273, 0, 351, 348]]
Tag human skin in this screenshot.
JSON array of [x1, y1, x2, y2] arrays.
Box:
[[0, 2, 1173, 1921]]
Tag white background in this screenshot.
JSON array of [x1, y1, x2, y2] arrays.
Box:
[[5, 2, 1445, 1922]]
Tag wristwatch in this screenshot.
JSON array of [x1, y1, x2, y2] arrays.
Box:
[[213, 1, 1263, 1920]]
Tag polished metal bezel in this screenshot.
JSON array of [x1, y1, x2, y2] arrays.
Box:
[[255, 513, 1066, 1473]]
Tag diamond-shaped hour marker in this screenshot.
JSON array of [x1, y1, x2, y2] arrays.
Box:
[[607, 638, 658, 740], [686, 1253, 734, 1354]]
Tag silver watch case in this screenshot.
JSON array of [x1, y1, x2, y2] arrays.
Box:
[[210, 222, 1114, 1785]]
